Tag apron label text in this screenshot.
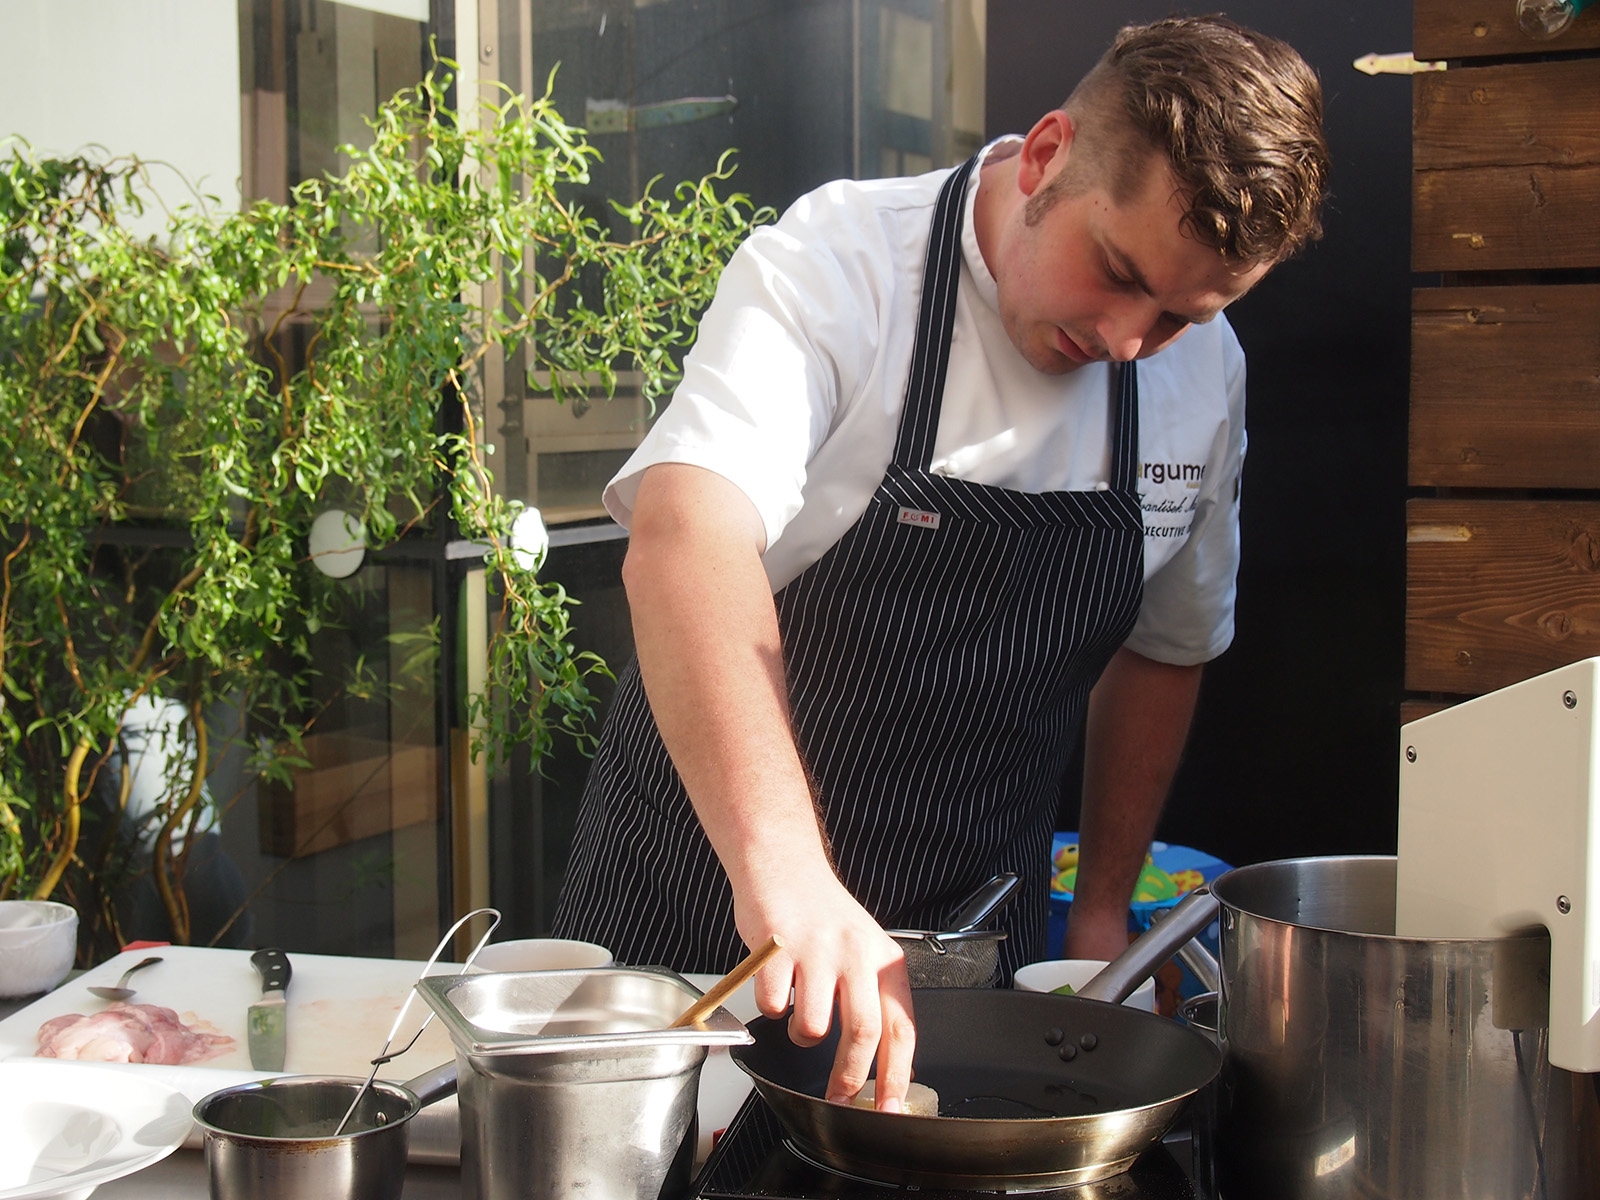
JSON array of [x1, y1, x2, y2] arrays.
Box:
[[897, 507, 942, 529]]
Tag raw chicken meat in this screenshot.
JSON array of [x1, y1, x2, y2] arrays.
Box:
[[35, 1002, 234, 1065]]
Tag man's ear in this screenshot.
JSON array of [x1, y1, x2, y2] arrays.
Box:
[[1017, 110, 1075, 198]]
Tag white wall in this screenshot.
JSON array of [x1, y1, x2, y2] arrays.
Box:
[[0, 0, 242, 218]]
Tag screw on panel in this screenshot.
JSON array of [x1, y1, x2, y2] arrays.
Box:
[[1405, 746, 1417, 763], [1558, 896, 1572, 915], [1564, 691, 1578, 709]]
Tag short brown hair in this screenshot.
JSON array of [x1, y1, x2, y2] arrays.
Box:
[[1033, 15, 1328, 264]]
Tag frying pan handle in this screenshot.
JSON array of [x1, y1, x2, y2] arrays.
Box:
[[1073, 888, 1220, 1005]]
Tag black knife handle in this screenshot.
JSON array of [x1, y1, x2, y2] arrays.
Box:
[[251, 947, 292, 992]]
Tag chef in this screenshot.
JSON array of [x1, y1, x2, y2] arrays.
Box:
[[553, 15, 1328, 1112]]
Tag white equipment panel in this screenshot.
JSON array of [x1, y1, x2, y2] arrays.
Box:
[[1397, 657, 1600, 1072]]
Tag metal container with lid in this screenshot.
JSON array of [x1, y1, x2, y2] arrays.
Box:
[[416, 966, 750, 1200]]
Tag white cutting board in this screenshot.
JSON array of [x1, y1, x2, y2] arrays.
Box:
[[0, 945, 459, 1078]]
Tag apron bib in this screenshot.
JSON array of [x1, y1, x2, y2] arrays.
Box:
[[554, 157, 1146, 980]]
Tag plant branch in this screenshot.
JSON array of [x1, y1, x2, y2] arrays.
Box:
[[53, 596, 86, 695], [31, 736, 91, 901], [151, 693, 208, 944], [0, 525, 31, 691]]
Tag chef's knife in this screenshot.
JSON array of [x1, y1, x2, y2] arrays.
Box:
[[247, 947, 292, 1071]]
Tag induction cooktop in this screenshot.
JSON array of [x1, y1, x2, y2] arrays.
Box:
[[691, 1094, 1207, 1200]]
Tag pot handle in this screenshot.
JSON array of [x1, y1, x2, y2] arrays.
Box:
[[403, 1061, 459, 1108], [1176, 936, 1221, 994], [1073, 888, 1220, 1005]]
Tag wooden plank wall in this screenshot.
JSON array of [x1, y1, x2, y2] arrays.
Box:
[[1409, 2, 1600, 716]]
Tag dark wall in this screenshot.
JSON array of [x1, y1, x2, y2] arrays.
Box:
[[990, 4, 1414, 867]]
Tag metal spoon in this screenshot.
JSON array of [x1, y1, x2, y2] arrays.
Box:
[[88, 955, 163, 1002]]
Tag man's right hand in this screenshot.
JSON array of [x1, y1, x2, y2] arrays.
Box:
[[736, 868, 917, 1111]]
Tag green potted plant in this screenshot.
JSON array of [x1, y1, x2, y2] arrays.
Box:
[[0, 64, 764, 959]]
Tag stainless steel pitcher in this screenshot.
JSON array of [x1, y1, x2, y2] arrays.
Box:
[[1212, 856, 1600, 1200], [416, 966, 751, 1200]]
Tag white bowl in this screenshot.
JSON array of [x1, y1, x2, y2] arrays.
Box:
[[467, 938, 612, 973], [1012, 959, 1156, 1011], [0, 901, 78, 999]]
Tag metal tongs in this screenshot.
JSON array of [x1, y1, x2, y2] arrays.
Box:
[[332, 906, 501, 1135]]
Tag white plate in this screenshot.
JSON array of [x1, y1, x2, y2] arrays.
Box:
[[0, 1062, 191, 1200]]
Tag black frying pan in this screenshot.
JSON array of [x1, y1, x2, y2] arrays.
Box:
[[729, 893, 1222, 1190]]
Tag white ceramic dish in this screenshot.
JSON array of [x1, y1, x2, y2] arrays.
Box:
[[1012, 959, 1157, 1010], [0, 1061, 191, 1199], [0, 902, 78, 999]]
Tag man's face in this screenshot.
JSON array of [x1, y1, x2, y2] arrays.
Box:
[[987, 142, 1269, 375]]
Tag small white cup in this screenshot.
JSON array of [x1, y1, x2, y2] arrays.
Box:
[[0, 900, 78, 998], [468, 938, 613, 973], [1013, 959, 1156, 1011]]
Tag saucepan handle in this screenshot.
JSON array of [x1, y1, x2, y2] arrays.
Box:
[[1073, 888, 1220, 1005], [403, 1061, 459, 1108]]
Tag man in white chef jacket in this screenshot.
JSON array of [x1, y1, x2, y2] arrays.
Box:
[[554, 15, 1329, 1112]]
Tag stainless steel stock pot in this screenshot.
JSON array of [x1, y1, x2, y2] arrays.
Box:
[[1211, 855, 1600, 1200]]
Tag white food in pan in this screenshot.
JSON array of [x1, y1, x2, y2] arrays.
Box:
[[848, 1079, 939, 1117]]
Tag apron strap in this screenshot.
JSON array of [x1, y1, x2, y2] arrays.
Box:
[[891, 154, 978, 472], [1110, 359, 1140, 492]]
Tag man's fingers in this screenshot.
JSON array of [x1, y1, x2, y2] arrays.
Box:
[[787, 958, 837, 1048], [824, 972, 884, 1105], [871, 963, 917, 1113], [752, 951, 795, 1020]]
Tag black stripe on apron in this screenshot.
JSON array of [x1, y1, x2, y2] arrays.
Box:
[[554, 155, 1146, 981]]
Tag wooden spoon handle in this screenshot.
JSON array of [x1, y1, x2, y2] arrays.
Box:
[[670, 935, 785, 1028]]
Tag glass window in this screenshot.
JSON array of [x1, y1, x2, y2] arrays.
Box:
[[224, 0, 444, 959], [474, 0, 986, 936]]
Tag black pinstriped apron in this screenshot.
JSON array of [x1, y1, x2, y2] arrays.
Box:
[[553, 157, 1145, 983]]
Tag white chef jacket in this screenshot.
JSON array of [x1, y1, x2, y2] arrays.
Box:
[[604, 139, 1248, 666]]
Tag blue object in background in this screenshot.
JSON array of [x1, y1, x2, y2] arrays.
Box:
[[1046, 831, 1230, 1002]]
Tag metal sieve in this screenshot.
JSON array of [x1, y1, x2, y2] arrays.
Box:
[[888, 872, 1019, 988], [891, 928, 1007, 988]]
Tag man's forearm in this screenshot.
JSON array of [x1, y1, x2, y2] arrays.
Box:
[[623, 463, 831, 895], [1066, 647, 1203, 959]]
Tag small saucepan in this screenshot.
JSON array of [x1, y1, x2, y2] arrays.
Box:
[[192, 1061, 457, 1200]]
